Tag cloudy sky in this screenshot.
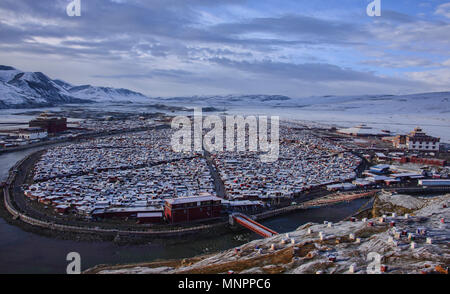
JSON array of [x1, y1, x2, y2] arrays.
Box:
[[0, 0, 449, 97]]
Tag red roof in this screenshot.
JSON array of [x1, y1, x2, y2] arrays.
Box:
[[165, 195, 221, 205]]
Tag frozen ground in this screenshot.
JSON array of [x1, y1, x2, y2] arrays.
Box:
[[223, 106, 450, 143], [1, 91, 448, 142], [96, 193, 450, 274], [159, 92, 450, 142]]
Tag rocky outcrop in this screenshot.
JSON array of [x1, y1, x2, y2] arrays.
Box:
[[91, 194, 449, 274], [372, 193, 426, 217]]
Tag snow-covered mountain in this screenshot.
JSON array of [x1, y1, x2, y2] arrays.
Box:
[[1, 65, 448, 115], [289, 92, 450, 115], [68, 85, 148, 103], [159, 92, 450, 115], [0, 65, 149, 108], [159, 92, 449, 143], [162, 94, 291, 105]]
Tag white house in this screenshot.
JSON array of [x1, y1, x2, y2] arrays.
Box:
[[18, 128, 48, 140], [406, 127, 440, 151]]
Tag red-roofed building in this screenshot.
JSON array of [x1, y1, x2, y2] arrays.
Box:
[[164, 195, 222, 223], [29, 112, 67, 134]]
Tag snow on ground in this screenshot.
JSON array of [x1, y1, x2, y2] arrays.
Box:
[[378, 194, 425, 211], [294, 92, 450, 115], [0, 67, 21, 83], [0, 65, 151, 107], [1, 65, 448, 141], [95, 193, 450, 275], [69, 85, 150, 103], [159, 92, 450, 116], [158, 92, 450, 142]]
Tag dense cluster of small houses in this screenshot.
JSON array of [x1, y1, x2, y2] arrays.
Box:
[[26, 157, 215, 217], [77, 118, 160, 133], [24, 124, 363, 223], [33, 130, 196, 180], [211, 129, 361, 201]]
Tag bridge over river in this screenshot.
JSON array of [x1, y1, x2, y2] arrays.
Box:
[[230, 213, 278, 238]]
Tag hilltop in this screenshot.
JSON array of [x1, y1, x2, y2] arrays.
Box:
[[87, 193, 449, 274], [0, 65, 149, 109]]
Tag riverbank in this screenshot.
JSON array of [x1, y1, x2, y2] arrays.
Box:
[[1, 136, 367, 241], [0, 141, 388, 273], [0, 190, 374, 273], [86, 193, 449, 274], [2, 148, 379, 242], [1, 132, 235, 242]]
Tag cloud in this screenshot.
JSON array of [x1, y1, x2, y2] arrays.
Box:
[[0, 0, 448, 97], [209, 58, 377, 82], [206, 58, 427, 94], [364, 18, 450, 56], [377, 10, 418, 23], [405, 68, 450, 89], [435, 2, 450, 18], [207, 14, 369, 45], [92, 69, 193, 80], [361, 55, 436, 69]]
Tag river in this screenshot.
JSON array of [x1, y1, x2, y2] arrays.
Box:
[[0, 148, 368, 274]]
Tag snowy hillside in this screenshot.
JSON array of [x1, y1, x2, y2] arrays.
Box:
[[162, 94, 291, 105], [68, 85, 148, 103], [0, 65, 149, 108], [159, 92, 450, 115], [293, 92, 450, 115], [1, 64, 448, 115]]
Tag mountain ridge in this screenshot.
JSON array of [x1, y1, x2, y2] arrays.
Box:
[[0, 65, 149, 109], [156, 91, 450, 115], [1, 65, 449, 114]]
